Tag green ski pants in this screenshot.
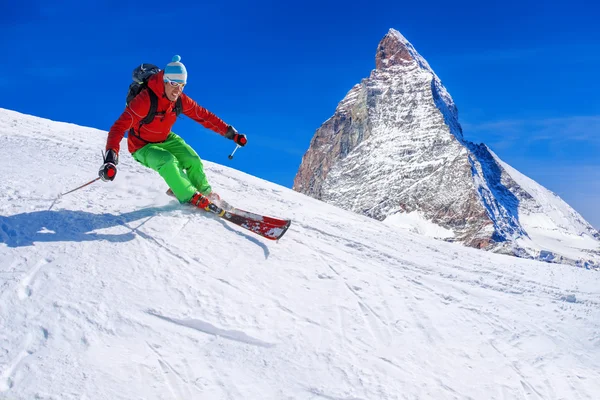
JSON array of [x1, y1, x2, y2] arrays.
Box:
[[132, 133, 210, 203]]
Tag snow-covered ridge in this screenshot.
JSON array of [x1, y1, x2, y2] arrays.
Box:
[[384, 28, 465, 147]]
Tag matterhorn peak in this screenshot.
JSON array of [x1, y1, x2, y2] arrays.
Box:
[[294, 28, 600, 268], [375, 29, 433, 73], [375, 29, 414, 69]]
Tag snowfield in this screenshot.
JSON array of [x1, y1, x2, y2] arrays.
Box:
[[1, 108, 600, 399]]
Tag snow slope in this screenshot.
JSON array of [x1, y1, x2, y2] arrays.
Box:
[[1, 108, 600, 399], [488, 148, 600, 264]]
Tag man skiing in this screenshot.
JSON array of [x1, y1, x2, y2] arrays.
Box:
[[99, 55, 247, 210]]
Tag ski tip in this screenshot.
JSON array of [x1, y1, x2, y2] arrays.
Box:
[[274, 219, 292, 241]]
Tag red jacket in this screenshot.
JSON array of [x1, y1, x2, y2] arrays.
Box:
[[106, 70, 229, 154]]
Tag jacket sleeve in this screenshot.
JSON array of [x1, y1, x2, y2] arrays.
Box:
[[180, 94, 229, 136], [106, 92, 150, 153]]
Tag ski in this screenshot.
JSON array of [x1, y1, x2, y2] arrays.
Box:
[[208, 203, 292, 241], [218, 203, 290, 227], [167, 189, 291, 240]]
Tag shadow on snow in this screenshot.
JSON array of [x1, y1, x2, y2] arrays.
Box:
[[0, 206, 175, 247], [0, 204, 271, 257]]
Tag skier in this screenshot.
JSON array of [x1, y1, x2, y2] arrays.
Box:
[[99, 55, 247, 210]]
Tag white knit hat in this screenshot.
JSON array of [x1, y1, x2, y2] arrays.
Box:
[[163, 55, 187, 84]]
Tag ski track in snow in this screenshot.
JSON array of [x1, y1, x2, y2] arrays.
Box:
[[0, 333, 33, 392], [1, 108, 600, 399], [146, 341, 198, 399], [147, 311, 276, 348], [17, 257, 50, 300]]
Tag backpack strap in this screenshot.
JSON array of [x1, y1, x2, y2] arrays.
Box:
[[140, 89, 159, 126], [129, 89, 160, 144], [174, 97, 182, 116], [128, 89, 183, 144]]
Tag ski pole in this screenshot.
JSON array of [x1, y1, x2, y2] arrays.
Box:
[[228, 144, 241, 160], [59, 177, 102, 197], [48, 176, 101, 210]]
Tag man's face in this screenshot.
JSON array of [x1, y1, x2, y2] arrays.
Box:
[[164, 79, 185, 101]]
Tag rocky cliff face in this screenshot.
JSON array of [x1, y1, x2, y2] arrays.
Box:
[[293, 29, 600, 267]]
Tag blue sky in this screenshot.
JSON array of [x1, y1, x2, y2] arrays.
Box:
[[2, 0, 599, 228]]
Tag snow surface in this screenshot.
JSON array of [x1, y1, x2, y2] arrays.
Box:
[[383, 211, 455, 239], [1, 107, 600, 399]]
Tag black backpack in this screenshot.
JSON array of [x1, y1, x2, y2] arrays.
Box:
[[126, 63, 182, 143]]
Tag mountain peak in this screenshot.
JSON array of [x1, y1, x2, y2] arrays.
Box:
[[375, 28, 416, 69], [294, 29, 600, 268]]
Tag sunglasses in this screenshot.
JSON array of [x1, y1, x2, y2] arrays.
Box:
[[165, 78, 186, 88]]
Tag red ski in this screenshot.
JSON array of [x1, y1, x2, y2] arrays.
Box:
[[168, 190, 291, 240], [214, 204, 292, 241]]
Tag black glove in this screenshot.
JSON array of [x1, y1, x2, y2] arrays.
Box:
[[99, 149, 118, 182], [225, 125, 247, 147]]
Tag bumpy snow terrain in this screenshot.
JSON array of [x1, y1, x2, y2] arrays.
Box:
[[1, 108, 600, 399]]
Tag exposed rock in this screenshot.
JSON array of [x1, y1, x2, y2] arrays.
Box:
[[294, 28, 600, 268]]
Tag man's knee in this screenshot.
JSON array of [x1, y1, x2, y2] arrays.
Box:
[[179, 152, 203, 170], [152, 152, 178, 171]]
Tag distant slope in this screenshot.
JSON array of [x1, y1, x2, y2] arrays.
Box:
[[489, 148, 600, 266]]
